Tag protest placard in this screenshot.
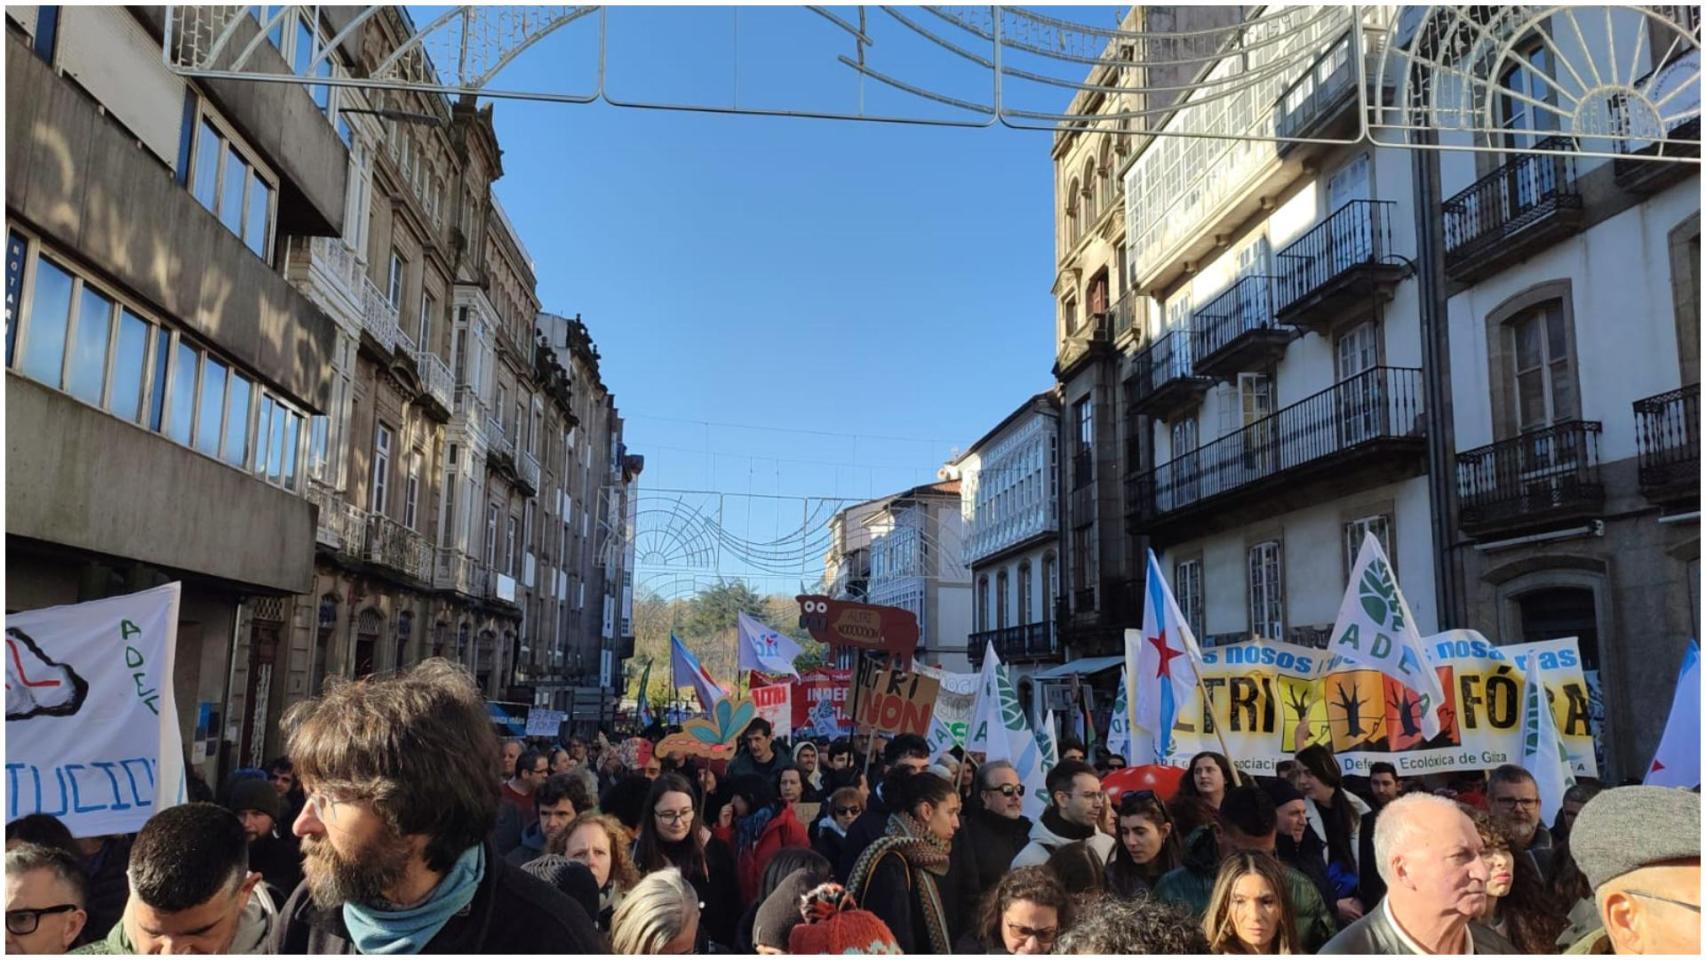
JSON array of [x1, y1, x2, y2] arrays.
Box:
[[854, 666, 941, 737], [751, 682, 793, 734], [5, 584, 185, 837]]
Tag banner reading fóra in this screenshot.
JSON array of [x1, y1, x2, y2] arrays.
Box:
[[5, 583, 186, 837]]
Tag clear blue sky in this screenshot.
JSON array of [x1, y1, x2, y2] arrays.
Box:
[[453, 6, 1124, 506]]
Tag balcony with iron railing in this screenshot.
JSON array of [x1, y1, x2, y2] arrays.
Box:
[[967, 621, 1060, 669], [1456, 420, 1604, 538], [1127, 328, 1213, 420], [1055, 309, 1116, 378], [1128, 367, 1426, 544], [488, 415, 517, 472], [363, 513, 435, 584], [1634, 384, 1699, 505], [517, 447, 542, 496], [1191, 275, 1293, 379], [360, 275, 403, 355], [1274, 199, 1408, 335], [306, 482, 361, 551], [434, 548, 487, 598], [1442, 137, 1584, 283], [288, 237, 365, 332], [414, 349, 454, 418]]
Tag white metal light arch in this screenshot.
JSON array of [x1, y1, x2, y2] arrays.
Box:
[[162, 5, 1698, 157]]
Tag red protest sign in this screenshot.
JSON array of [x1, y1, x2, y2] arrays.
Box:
[[751, 683, 792, 735], [796, 669, 852, 731]]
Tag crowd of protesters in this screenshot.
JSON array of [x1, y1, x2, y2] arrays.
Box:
[[5, 657, 1699, 955]]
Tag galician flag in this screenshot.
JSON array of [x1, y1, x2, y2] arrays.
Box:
[[1646, 641, 1700, 787], [635, 659, 655, 729], [1038, 710, 1060, 772], [1128, 550, 1204, 763], [1520, 666, 1576, 824], [670, 633, 725, 713], [737, 611, 804, 677], [968, 642, 1049, 819], [1104, 665, 1133, 763], [1323, 533, 1446, 739]]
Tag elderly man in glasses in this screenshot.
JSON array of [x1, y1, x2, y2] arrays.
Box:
[[1566, 785, 1699, 955], [948, 760, 1037, 935]]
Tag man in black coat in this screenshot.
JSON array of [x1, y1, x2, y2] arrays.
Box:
[[268, 660, 604, 955], [949, 760, 1033, 929]]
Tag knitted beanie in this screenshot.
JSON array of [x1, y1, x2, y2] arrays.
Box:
[[521, 854, 601, 923], [225, 778, 281, 821], [787, 882, 903, 955], [752, 869, 820, 950]]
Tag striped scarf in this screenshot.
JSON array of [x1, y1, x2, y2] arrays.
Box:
[[847, 812, 953, 954]]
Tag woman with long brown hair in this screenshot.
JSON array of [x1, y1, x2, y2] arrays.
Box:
[[631, 772, 740, 949], [1292, 744, 1369, 924], [962, 865, 1074, 955], [1106, 789, 1183, 898], [1466, 806, 1568, 953], [1202, 851, 1302, 955], [1176, 751, 1235, 809]]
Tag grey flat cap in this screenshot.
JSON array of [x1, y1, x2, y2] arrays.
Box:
[[1570, 786, 1700, 889]]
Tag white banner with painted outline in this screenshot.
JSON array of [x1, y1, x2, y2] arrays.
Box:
[[6, 584, 186, 837]]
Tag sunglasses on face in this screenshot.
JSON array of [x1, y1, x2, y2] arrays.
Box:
[[834, 805, 863, 817], [983, 784, 1026, 798]]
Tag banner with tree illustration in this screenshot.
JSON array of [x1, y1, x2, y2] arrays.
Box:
[[1154, 631, 1599, 778]]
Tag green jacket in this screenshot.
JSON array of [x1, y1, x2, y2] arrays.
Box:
[[70, 917, 130, 955], [1153, 826, 1338, 953], [72, 884, 277, 955]]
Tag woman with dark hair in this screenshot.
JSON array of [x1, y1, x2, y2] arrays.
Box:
[[1292, 744, 1369, 924], [961, 865, 1074, 955], [1466, 806, 1568, 953], [1106, 789, 1182, 898], [1547, 841, 1601, 948], [847, 770, 961, 953], [1177, 752, 1235, 809], [733, 847, 835, 952], [631, 772, 740, 949], [1201, 851, 1302, 954], [711, 773, 809, 907], [1044, 840, 1108, 899]]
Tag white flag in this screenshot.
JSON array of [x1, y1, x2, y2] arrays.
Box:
[[926, 712, 958, 763], [737, 611, 804, 677], [1646, 641, 1700, 788], [1323, 533, 1446, 739], [1039, 710, 1060, 772], [5, 583, 185, 837], [968, 643, 1049, 820], [1105, 666, 1133, 763], [1520, 667, 1576, 825]]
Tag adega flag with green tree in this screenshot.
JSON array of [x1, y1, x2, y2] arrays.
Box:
[[968, 642, 1048, 820], [1324, 533, 1446, 739]]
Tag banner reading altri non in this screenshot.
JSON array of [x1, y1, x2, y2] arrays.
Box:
[[1154, 630, 1599, 779], [5, 583, 186, 838]]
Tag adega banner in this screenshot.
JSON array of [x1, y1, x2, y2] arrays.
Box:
[[914, 665, 979, 746], [1154, 631, 1597, 778], [5, 583, 186, 837]]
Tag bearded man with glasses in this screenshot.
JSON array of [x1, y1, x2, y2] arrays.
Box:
[[949, 760, 1036, 927], [1011, 760, 1113, 869], [1487, 765, 1557, 885]]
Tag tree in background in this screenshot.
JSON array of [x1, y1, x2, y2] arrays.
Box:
[[626, 581, 826, 710]]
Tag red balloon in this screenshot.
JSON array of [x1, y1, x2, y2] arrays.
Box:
[[1100, 763, 1186, 802]]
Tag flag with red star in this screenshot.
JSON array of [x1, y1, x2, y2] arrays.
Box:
[[1127, 549, 1203, 763]]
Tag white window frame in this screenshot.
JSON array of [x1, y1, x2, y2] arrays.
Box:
[[1248, 540, 1284, 641], [404, 449, 421, 530], [186, 105, 279, 263], [1175, 558, 1205, 643], [485, 502, 499, 567], [387, 250, 405, 309], [372, 424, 392, 515], [1344, 514, 1393, 585]]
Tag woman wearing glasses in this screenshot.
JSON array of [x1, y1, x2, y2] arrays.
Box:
[[962, 865, 1073, 955], [632, 772, 740, 950], [1107, 790, 1183, 899], [812, 786, 865, 868]]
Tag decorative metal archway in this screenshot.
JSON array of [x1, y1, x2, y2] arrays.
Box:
[[163, 5, 1699, 161]]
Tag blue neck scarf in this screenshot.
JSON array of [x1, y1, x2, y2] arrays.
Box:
[[342, 844, 485, 955]]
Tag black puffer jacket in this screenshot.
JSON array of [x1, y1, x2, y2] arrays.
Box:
[[270, 840, 603, 954], [949, 806, 1033, 921]]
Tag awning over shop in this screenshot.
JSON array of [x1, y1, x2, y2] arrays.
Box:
[[1030, 656, 1124, 681]]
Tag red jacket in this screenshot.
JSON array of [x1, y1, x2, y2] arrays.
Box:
[[714, 801, 810, 906]]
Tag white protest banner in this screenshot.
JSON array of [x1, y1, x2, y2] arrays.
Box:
[[525, 708, 566, 737], [751, 682, 793, 735], [916, 664, 979, 746], [6, 584, 185, 837]]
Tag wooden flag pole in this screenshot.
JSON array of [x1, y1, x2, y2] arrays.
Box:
[[1194, 671, 1243, 787]]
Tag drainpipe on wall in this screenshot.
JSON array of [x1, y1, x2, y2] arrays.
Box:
[[1410, 132, 1466, 630]]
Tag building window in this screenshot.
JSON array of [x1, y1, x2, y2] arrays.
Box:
[[418, 291, 435, 350], [485, 503, 499, 567], [1016, 561, 1032, 623], [507, 515, 520, 576], [1498, 40, 1557, 151], [387, 251, 405, 310], [1344, 514, 1393, 584], [1510, 301, 1578, 429], [996, 570, 1009, 630], [186, 113, 276, 261], [1248, 540, 1284, 641], [1176, 558, 1205, 643], [307, 414, 329, 481], [371, 424, 392, 514], [977, 577, 989, 632], [404, 450, 421, 530], [1043, 553, 1057, 620]]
